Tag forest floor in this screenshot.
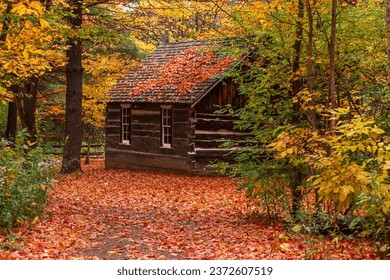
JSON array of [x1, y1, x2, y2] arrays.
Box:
[[0, 160, 378, 259]]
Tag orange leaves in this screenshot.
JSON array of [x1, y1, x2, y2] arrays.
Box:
[[133, 46, 232, 95], [0, 160, 378, 260], [38, 103, 65, 122]]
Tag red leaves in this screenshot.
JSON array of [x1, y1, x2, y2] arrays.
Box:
[[133, 46, 232, 95], [0, 160, 378, 259]]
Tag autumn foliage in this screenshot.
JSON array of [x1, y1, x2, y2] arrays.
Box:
[[133, 46, 232, 95], [0, 160, 378, 259], [1, 0, 389, 260], [0, 131, 56, 232], [216, 1, 389, 258]]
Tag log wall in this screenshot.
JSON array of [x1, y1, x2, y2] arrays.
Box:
[[105, 102, 193, 174], [195, 79, 246, 113], [105, 80, 248, 176], [189, 113, 250, 176]]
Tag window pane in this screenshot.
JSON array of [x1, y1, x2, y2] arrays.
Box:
[[122, 106, 131, 142], [161, 107, 172, 146]]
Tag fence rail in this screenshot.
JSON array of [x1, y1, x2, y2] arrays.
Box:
[[43, 142, 104, 164]]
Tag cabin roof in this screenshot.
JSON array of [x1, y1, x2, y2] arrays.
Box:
[[108, 40, 234, 104]]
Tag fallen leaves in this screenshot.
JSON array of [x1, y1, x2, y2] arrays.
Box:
[[133, 46, 232, 96], [0, 160, 378, 259]]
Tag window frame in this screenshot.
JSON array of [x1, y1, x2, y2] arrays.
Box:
[[161, 105, 172, 148], [121, 104, 131, 145]]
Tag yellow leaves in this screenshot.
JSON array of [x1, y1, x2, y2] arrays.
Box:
[[384, 200, 390, 214], [0, 0, 67, 84], [311, 157, 369, 211], [11, 3, 30, 16], [376, 145, 390, 165], [0, 87, 13, 102], [38, 102, 65, 122], [22, 49, 30, 60], [129, 0, 237, 43], [26, 140, 35, 147], [52, 0, 69, 7], [295, 88, 327, 113], [129, 36, 155, 53], [339, 185, 354, 203], [11, 1, 45, 17], [0, 2, 6, 11], [304, 111, 390, 213], [384, 160, 390, 171], [269, 127, 313, 166], [0, 12, 65, 80], [23, 19, 34, 30], [357, 143, 365, 152], [29, 0, 44, 14], [82, 53, 138, 128], [39, 18, 50, 29]]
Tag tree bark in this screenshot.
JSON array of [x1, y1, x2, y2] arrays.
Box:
[[291, 0, 304, 107], [306, 0, 316, 131], [290, 0, 305, 218], [13, 78, 39, 145], [5, 101, 17, 141], [61, 0, 84, 173], [329, 0, 337, 128]]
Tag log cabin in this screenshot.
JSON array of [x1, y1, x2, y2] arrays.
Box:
[[105, 40, 248, 175]]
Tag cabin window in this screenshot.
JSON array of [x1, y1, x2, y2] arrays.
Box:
[[161, 105, 172, 148], [121, 104, 131, 144]]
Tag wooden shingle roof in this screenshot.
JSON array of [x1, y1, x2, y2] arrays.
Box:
[[108, 40, 233, 104]]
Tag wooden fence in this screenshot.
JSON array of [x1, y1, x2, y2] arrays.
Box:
[[44, 141, 104, 164]]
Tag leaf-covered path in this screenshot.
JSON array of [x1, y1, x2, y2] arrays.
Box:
[[0, 160, 377, 259]]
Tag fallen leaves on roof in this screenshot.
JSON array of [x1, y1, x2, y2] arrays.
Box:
[[133, 46, 232, 95], [108, 41, 234, 103]]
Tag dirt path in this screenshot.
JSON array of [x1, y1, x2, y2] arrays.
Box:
[[0, 160, 377, 259]]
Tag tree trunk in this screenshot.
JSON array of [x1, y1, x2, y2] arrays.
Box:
[[291, 0, 304, 112], [14, 77, 39, 145], [61, 0, 84, 174], [306, 0, 316, 131], [386, 0, 390, 88], [329, 0, 337, 128], [5, 101, 17, 141], [290, 0, 305, 218]]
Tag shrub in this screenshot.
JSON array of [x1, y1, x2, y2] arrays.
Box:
[[0, 129, 56, 232]]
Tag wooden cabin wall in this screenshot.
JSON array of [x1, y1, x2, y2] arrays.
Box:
[[105, 102, 193, 174], [195, 79, 245, 113], [189, 80, 249, 175], [105, 79, 248, 176], [105, 102, 122, 147], [188, 112, 249, 175]]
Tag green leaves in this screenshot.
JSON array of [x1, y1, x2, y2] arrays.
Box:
[[0, 130, 56, 232], [215, 2, 389, 254]]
